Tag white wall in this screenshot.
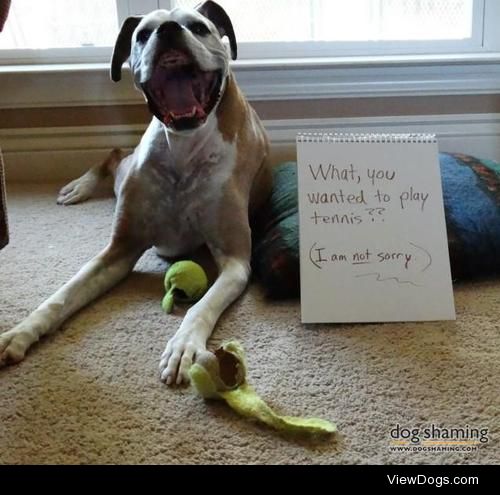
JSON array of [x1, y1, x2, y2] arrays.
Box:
[[1, 113, 500, 183]]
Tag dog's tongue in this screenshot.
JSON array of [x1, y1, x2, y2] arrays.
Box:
[[163, 75, 196, 111], [162, 74, 206, 122]]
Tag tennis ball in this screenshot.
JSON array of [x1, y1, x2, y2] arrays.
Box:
[[162, 260, 208, 313]]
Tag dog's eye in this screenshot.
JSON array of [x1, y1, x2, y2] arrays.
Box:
[[188, 22, 210, 36], [137, 29, 152, 44]]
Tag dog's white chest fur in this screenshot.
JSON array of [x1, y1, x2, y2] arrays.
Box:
[[133, 117, 236, 257]]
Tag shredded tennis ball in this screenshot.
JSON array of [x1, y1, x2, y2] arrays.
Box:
[[189, 341, 336, 437], [162, 261, 209, 313]]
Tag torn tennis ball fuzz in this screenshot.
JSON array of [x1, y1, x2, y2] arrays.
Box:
[[189, 341, 337, 437], [162, 261, 209, 313]]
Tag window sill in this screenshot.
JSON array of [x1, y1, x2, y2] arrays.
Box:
[[1, 52, 500, 110]]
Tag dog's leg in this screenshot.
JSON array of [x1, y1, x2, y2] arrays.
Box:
[[159, 256, 250, 385], [57, 148, 122, 205], [0, 241, 144, 366], [159, 209, 252, 385]]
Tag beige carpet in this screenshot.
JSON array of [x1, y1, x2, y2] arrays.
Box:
[[0, 183, 499, 465]]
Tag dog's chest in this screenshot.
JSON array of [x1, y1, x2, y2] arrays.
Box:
[[137, 131, 236, 256]]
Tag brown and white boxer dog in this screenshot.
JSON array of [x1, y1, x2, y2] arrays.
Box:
[[0, 1, 272, 385]]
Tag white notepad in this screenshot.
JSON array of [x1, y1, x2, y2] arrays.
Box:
[[297, 133, 456, 323]]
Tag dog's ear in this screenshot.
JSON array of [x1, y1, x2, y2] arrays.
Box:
[[196, 1, 237, 60], [111, 16, 142, 82]]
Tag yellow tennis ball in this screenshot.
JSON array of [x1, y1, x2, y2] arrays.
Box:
[[162, 260, 209, 313]]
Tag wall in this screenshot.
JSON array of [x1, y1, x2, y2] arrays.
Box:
[[1, 93, 500, 183]]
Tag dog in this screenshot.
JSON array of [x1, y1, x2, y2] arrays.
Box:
[[0, 1, 272, 385]]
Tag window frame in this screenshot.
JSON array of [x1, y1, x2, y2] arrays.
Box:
[[0, 0, 498, 65], [165, 0, 499, 59], [0, 0, 149, 65], [0, 0, 499, 112], [170, 0, 500, 59], [168, 0, 494, 59]]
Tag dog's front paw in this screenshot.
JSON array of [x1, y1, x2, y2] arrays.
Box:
[[57, 175, 98, 205], [159, 332, 206, 386], [0, 330, 31, 367]]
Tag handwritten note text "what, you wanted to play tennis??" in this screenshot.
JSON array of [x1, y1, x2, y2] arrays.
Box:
[[297, 134, 455, 323]]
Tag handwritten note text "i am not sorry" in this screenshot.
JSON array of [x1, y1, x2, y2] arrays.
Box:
[[297, 134, 455, 324]]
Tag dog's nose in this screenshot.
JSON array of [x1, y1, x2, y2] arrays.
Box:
[[157, 21, 183, 40]]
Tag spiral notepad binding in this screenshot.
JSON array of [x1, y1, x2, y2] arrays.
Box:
[[296, 133, 437, 144]]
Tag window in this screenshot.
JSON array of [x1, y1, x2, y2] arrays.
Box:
[[176, 0, 474, 42], [0, 0, 498, 63], [173, 0, 495, 58], [0, 0, 119, 49], [0, 0, 162, 63]]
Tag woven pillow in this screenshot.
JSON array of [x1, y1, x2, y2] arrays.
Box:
[[251, 154, 500, 299]]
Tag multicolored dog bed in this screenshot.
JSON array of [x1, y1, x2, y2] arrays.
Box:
[[252, 153, 500, 299]]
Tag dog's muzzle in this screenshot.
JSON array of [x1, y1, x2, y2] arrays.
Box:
[[141, 24, 224, 131]]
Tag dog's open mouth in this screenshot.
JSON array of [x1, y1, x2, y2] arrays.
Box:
[[143, 50, 223, 131]]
